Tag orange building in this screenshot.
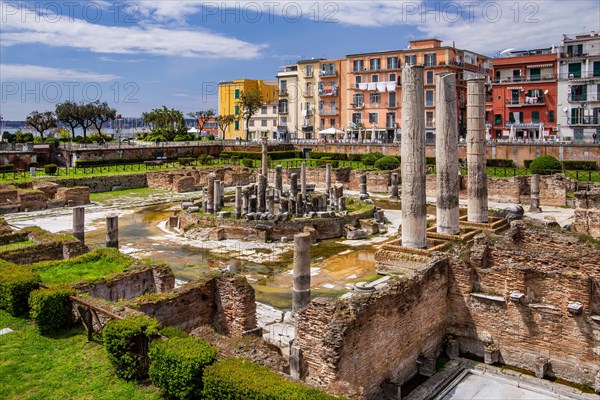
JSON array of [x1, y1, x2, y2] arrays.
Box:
[[488, 49, 558, 140], [345, 39, 491, 143]]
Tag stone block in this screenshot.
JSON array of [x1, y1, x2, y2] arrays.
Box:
[[208, 228, 226, 241], [187, 206, 200, 213], [181, 202, 193, 210], [55, 187, 90, 205], [484, 345, 499, 365], [359, 219, 379, 235], [509, 291, 525, 303], [217, 211, 231, 219], [567, 301, 583, 315], [317, 211, 330, 218], [347, 229, 368, 240]]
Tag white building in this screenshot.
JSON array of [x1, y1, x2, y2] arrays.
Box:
[[245, 101, 279, 141], [557, 32, 600, 142]]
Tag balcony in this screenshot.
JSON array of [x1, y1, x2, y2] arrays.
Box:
[[303, 70, 314, 78], [385, 102, 398, 109], [386, 121, 398, 129], [507, 96, 546, 107], [302, 109, 313, 116], [352, 103, 365, 109], [569, 93, 600, 102], [493, 74, 556, 83], [277, 125, 288, 131], [303, 90, 314, 98], [319, 88, 338, 96], [278, 108, 288, 114], [559, 71, 600, 80], [280, 89, 288, 96], [568, 117, 600, 125], [319, 108, 338, 116], [320, 70, 337, 77]]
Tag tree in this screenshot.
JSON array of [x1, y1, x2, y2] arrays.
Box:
[[188, 109, 215, 138], [142, 106, 186, 141], [55, 101, 79, 138], [239, 89, 263, 141], [71, 102, 97, 141], [90, 101, 117, 134], [216, 114, 236, 140], [25, 111, 57, 139]]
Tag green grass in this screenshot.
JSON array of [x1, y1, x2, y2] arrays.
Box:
[[345, 196, 375, 214], [0, 311, 161, 400], [32, 248, 135, 286], [0, 241, 35, 253], [90, 187, 169, 203]]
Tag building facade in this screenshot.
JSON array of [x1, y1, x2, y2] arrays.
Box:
[[488, 49, 558, 140], [246, 101, 278, 140], [557, 32, 600, 142], [218, 79, 278, 140]]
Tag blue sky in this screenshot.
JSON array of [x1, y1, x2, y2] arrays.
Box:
[[1, 0, 599, 120]]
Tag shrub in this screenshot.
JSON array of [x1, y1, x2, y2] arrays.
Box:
[[149, 337, 218, 400], [0, 163, 15, 172], [0, 263, 40, 316], [207, 134, 215, 140], [241, 159, 254, 168], [29, 162, 39, 168], [45, 138, 61, 147], [486, 159, 514, 168], [160, 326, 189, 339], [316, 159, 339, 168], [43, 164, 58, 175], [104, 316, 161, 381], [310, 152, 348, 161], [529, 155, 562, 175], [29, 286, 77, 335], [202, 358, 341, 400], [524, 159, 534, 168], [562, 160, 598, 171], [361, 152, 384, 166], [268, 150, 301, 160], [374, 156, 401, 170], [178, 157, 195, 166]]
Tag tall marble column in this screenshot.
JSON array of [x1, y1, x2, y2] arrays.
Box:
[[467, 78, 488, 223]]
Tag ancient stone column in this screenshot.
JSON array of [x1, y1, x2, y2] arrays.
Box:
[[242, 187, 250, 215], [275, 165, 283, 196], [213, 180, 221, 213], [206, 173, 216, 214], [290, 173, 298, 197], [338, 196, 346, 212], [467, 78, 488, 223], [288, 198, 295, 216], [257, 174, 267, 213], [106, 215, 118, 248], [401, 65, 427, 248], [235, 186, 242, 218], [281, 197, 289, 213], [266, 189, 275, 214], [300, 162, 307, 198], [296, 192, 304, 216], [73, 206, 85, 245], [220, 181, 225, 207], [292, 232, 311, 315], [333, 182, 344, 209], [436, 73, 460, 235], [390, 172, 399, 201], [529, 174, 542, 212], [261, 136, 269, 179], [325, 163, 332, 200], [359, 174, 368, 195]]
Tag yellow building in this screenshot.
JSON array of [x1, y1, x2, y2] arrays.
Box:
[[218, 79, 278, 140]]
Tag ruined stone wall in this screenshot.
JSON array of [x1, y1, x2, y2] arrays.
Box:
[[61, 144, 221, 162], [573, 189, 600, 239], [447, 223, 600, 386], [54, 187, 90, 205], [538, 175, 568, 207], [213, 276, 257, 336], [294, 260, 448, 399], [75, 265, 175, 302], [50, 174, 148, 192]]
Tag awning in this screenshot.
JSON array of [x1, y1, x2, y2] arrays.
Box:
[[526, 64, 553, 68]]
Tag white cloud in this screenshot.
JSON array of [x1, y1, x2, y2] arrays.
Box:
[[0, 64, 120, 81], [0, 3, 266, 59]]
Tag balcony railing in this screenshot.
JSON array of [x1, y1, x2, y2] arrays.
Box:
[[320, 70, 337, 77], [568, 117, 600, 125], [507, 96, 546, 106], [385, 102, 398, 109], [559, 71, 600, 80], [569, 93, 600, 102], [352, 103, 365, 109], [303, 90, 314, 97], [277, 125, 288, 131], [319, 88, 338, 96], [280, 89, 288, 96], [278, 108, 288, 114], [493, 74, 556, 83], [319, 108, 338, 116], [303, 70, 314, 78]]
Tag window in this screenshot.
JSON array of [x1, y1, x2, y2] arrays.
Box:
[[387, 56, 399, 69], [353, 59, 364, 72], [529, 68, 541, 81], [511, 89, 520, 104], [234, 105, 240, 115], [368, 112, 378, 124], [571, 85, 587, 101], [509, 111, 523, 123], [370, 92, 381, 104], [513, 69, 522, 82], [261, 120, 268, 127], [567, 44, 584, 56], [548, 110, 554, 122], [355, 75, 362, 88], [370, 58, 381, 71], [352, 112, 362, 124], [386, 112, 396, 127], [425, 111, 434, 128], [234, 89, 240, 99], [278, 99, 288, 113], [280, 80, 287, 93], [424, 53, 436, 66], [318, 100, 325, 111], [261, 106, 267, 115], [320, 62, 336, 76], [388, 92, 396, 107], [389, 73, 396, 82], [249, 120, 255, 127], [426, 70, 434, 85], [330, 118, 335, 127], [425, 90, 434, 107], [234, 120, 240, 130], [404, 54, 416, 65], [304, 65, 313, 77], [494, 114, 502, 124], [352, 93, 364, 106], [571, 108, 584, 124], [272, 106, 277, 113], [531, 111, 540, 123], [568, 63, 582, 78], [371, 74, 379, 83], [594, 61, 600, 77]]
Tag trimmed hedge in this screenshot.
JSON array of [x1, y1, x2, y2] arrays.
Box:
[[0, 263, 40, 316], [220, 150, 301, 161], [202, 358, 342, 400], [0, 163, 15, 172], [316, 159, 339, 168], [361, 152, 384, 166], [310, 152, 348, 161], [160, 326, 189, 339], [29, 286, 77, 335], [75, 157, 154, 167], [241, 159, 254, 168], [104, 316, 161, 381], [486, 159, 514, 168], [374, 156, 400, 170], [178, 157, 195, 166], [269, 150, 302, 160], [149, 337, 218, 400], [43, 164, 57, 175], [524, 159, 534, 168], [347, 154, 362, 162], [561, 160, 597, 171], [529, 155, 562, 175]]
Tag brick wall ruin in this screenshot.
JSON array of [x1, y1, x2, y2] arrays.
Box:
[[573, 188, 600, 239]]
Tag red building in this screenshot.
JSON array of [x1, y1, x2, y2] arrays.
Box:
[[488, 49, 558, 140]]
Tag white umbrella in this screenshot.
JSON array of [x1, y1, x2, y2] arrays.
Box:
[[318, 127, 345, 135], [187, 127, 199, 133]]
